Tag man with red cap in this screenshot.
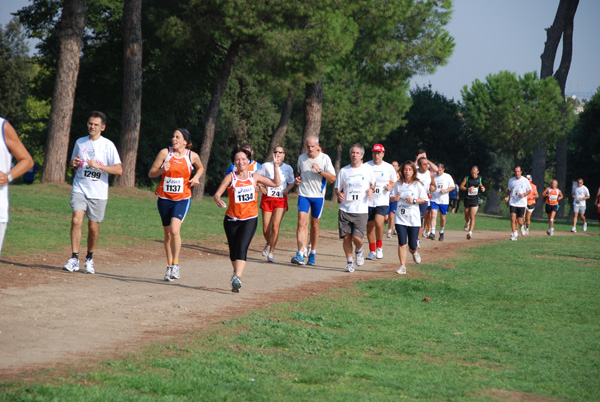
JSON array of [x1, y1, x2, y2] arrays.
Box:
[[365, 144, 398, 260]]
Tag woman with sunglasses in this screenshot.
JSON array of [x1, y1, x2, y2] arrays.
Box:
[[256, 146, 296, 262]]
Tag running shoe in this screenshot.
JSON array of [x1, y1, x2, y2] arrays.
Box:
[[583, 222, 587, 232], [396, 266, 407, 275], [307, 244, 312, 256], [546, 228, 551, 236], [464, 222, 470, 231], [571, 227, 577, 233], [525, 228, 530, 235], [428, 232, 435, 240], [422, 231, 429, 238], [84, 258, 95, 274], [344, 262, 355, 273], [467, 231, 472, 240], [510, 233, 518, 241], [303, 247, 309, 258], [164, 266, 173, 282], [267, 253, 274, 263], [366, 251, 376, 260], [171, 264, 180, 279], [355, 250, 364, 266], [376, 247, 383, 259], [438, 232, 444, 242], [231, 275, 242, 293], [291, 252, 306, 265], [386, 229, 393, 238], [412, 252, 421, 264], [520, 226, 526, 236], [262, 244, 270, 257], [550, 228, 554, 236], [63, 257, 79, 272], [417, 240, 421, 249], [307, 253, 316, 266]]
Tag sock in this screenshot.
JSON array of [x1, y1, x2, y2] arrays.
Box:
[[369, 242, 376, 252], [168, 261, 173, 266], [440, 228, 444, 234], [173, 259, 179, 265], [72, 252, 79, 259], [85, 252, 93, 260], [376, 240, 383, 249], [310, 250, 316, 255], [431, 228, 436, 234], [355, 248, 363, 255], [347, 257, 353, 264]]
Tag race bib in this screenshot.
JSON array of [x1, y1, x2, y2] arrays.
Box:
[[373, 183, 386, 196], [234, 186, 255, 203], [268, 188, 283, 198], [83, 166, 102, 181], [347, 187, 364, 201], [163, 177, 184, 194], [512, 186, 524, 196], [549, 194, 558, 201], [468, 187, 479, 196]]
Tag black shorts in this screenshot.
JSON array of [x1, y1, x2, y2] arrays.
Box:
[[545, 204, 559, 215], [509, 206, 526, 218], [464, 197, 479, 208], [368, 205, 388, 221]]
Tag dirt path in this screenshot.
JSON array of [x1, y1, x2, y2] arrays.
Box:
[[0, 229, 526, 379]]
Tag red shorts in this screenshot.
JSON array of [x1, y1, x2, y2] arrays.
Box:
[[260, 194, 288, 212]]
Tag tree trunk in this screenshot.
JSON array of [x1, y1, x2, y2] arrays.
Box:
[[41, 0, 87, 183], [114, 0, 142, 187], [301, 78, 323, 151], [555, 137, 568, 218], [531, 142, 546, 218], [193, 41, 241, 199], [264, 88, 295, 163], [329, 140, 342, 201]]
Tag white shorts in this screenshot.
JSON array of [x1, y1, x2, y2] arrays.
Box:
[[573, 205, 586, 215], [526, 205, 535, 213]]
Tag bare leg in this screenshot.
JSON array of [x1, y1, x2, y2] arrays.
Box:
[[268, 208, 285, 253], [70, 210, 85, 253], [87, 220, 99, 253], [310, 216, 321, 250], [169, 218, 183, 262], [297, 211, 309, 251]]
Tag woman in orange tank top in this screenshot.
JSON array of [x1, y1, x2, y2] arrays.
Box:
[[213, 147, 282, 293], [541, 179, 563, 236], [149, 128, 204, 281]]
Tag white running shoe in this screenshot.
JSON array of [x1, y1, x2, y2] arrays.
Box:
[[467, 231, 472, 240], [464, 222, 470, 231], [231, 275, 242, 292], [417, 240, 421, 249], [520, 226, 526, 236], [84, 258, 95, 274], [356, 250, 365, 266], [583, 223, 587, 232], [386, 229, 392, 238], [63, 257, 79, 272], [267, 253, 274, 263], [422, 231, 429, 238], [262, 244, 270, 257], [412, 252, 421, 264], [366, 251, 376, 260], [571, 227, 577, 233], [171, 264, 180, 279], [396, 266, 407, 275], [510, 233, 517, 241], [546, 228, 551, 236], [376, 247, 383, 259], [525, 228, 529, 235], [345, 262, 355, 273], [164, 266, 173, 281], [550, 228, 554, 236]]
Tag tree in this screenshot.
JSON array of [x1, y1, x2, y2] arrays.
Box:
[[41, 0, 87, 184], [114, 0, 142, 187]]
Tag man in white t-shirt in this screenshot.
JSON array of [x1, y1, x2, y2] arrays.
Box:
[[428, 163, 455, 241], [571, 178, 590, 232], [334, 144, 375, 273], [365, 144, 397, 260], [291, 135, 336, 265], [504, 166, 532, 241], [63, 111, 123, 274]]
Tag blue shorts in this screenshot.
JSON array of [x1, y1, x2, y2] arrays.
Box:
[[387, 201, 398, 215], [395, 224, 420, 250], [368, 205, 389, 221], [430, 202, 449, 215], [157, 198, 191, 226], [298, 196, 325, 219], [419, 203, 428, 218]]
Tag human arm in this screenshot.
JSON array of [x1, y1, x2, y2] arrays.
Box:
[[0, 121, 34, 186], [189, 152, 204, 186], [148, 148, 170, 178], [459, 177, 468, 191], [85, 159, 123, 176], [213, 174, 232, 208]]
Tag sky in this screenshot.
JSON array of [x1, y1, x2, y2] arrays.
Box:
[[2, 0, 599, 102]]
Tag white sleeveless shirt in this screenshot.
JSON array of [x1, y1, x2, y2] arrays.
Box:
[[0, 118, 12, 223]]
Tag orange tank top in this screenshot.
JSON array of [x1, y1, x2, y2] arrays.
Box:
[[545, 188, 560, 205], [527, 183, 537, 205], [155, 148, 193, 200], [226, 172, 258, 220]]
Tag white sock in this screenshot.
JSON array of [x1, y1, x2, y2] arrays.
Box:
[[440, 227, 444, 234]]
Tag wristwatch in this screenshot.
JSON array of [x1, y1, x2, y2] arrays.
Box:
[[7, 173, 13, 183], [413, 198, 417, 204]]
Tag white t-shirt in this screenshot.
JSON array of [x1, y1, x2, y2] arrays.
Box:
[[0, 118, 11, 223], [573, 185, 590, 207], [255, 162, 295, 198], [297, 152, 336, 198], [71, 136, 122, 200], [366, 160, 397, 207], [507, 176, 532, 207], [390, 180, 427, 227], [335, 163, 375, 214], [431, 172, 455, 205]]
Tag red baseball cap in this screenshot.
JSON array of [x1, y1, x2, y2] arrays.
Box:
[[372, 144, 385, 152]]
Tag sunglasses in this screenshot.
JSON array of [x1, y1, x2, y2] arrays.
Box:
[[273, 151, 285, 154]]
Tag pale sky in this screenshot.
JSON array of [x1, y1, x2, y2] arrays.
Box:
[[2, 0, 599, 102]]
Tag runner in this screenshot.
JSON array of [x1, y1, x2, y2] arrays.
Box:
[[449, 183, 458, 213], [459, 165, 485, 240], [416, 157, 436, 242], [541, 179, 563, 236], [504, 166, 531, 241], [365, 144, 397, 260], [224, 143, 261, 174], [291, 135, 336, 265], [524, 174, 539, 235], [334, 144, 375, 272], [0, 117, 34, 257], [148, 128, 204, 281], [428, 163, 455, 241], [386, 160, 400, 238], [389, 161, 427, 275], [256, 146, 295, 263], [62, 111, 122, 274], [571, 178, 590, 232], [595, 187, 600, 235], [213, 148, 282, 293]]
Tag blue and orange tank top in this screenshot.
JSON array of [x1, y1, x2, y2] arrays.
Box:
[[226, 172, 258, 220], [155, 147, 193, 200]]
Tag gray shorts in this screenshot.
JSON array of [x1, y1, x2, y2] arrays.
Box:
[[338, 210, 368, 239], [573, 205, 586, 215], [70, 192, 107, 222]]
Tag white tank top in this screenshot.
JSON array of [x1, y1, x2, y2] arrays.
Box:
[[417, 169, 432, 194], [0, 118, 12, 222]]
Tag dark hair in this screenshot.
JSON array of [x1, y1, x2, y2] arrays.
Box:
[[231, 147, 252, 163], [241, 143, 253, 152], [417, 157, 427, 166], [89, 111, 106, 125], [400, 160, 421, 185], [177, 128, 193, 149]]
